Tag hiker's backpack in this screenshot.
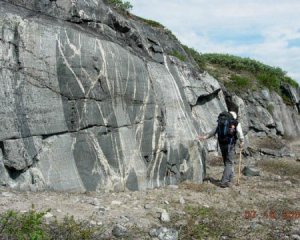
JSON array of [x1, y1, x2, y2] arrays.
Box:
[[217, 111, 238, 145]]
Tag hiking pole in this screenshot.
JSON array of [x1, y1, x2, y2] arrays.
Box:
[[237, 149, 242, 185]]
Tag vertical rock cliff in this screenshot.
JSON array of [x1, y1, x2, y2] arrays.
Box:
[[0, 0, 228, 191]]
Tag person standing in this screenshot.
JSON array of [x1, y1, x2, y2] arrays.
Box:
[[198, 111, 244, 188]]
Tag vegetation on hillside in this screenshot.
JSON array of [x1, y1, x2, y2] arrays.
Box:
[[106, 0, 133, 12], [132, 15, 165, 28], [182, 46, 299, 95], [169, 50, 186, 62]]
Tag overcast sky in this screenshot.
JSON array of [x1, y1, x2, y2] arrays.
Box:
[[130, 0, 300, 84]]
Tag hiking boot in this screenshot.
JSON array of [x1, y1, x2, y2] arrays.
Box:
[[220, 182, 231, 188]]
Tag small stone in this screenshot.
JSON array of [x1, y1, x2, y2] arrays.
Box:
[[160, 210, 170, 222], [250, 222, 256, 229], [291, 234, 300, 240], [157, 227, 178, 240], [164, 200, 169, 205], [112, 224, 128, 237], [90, 198, 100, 206], [149, 228, 158, 237], [1, 192, 14, 197], [119, 215, 130, 222], [111, 200, 122, 205], [175, 219, 187, 227], [275, 175, 282, 180], [179, 196, 185, 205], [221, 236, 230, 240], [157, 227, 168, 235], [98, 207, 106, 212], [90, 220, 96, 225], [242, 166, 260, 176], [44, 212, 53, 219], [144, 203, 152, 209], [284, 180, 292, 185]]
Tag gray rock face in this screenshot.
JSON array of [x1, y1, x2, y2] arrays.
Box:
[[1, 0, 300, 192], [0, 0, 222, 191], [242, 89, 300, 138]]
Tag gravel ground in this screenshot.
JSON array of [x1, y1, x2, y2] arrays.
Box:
[[0, 141, 299, 239]]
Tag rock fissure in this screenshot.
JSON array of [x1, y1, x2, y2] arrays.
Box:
[[190, 89, 221, 109]]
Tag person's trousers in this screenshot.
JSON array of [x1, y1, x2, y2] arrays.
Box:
[[219, 143, 235, 184]]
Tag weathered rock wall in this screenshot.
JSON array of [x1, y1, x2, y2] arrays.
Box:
[[231, 88, 300, 139], [0, 0, 227, 191]]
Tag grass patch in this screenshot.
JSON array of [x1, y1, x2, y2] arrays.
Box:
[[225, 75, 254, 92], [0, 208, 104, 240], [207, 154, 224, 166], [258, 159, 300, 178], [281, 88, 295, 106], [169, 50, 186, 62], [179, 182, 216, 193], [180, 206, 240, 239], [257, 73, 281, 92], [266, 104, 275, 114], [181, 45, 206, 70], [251, 136, 285, 150], [283, 76, 299, 88], [133, 16, 165, 28]]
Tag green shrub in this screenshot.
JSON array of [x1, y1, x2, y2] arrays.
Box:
[[49, 216, 102, 240], [134, 16, 164, 28], [181, 45, 205, 69], [184, 52, 299, 90], [225, 75, 253, 92], [0, 208, 49, 240], [257, 73, 281, 92], [258, 159, 300, 178], [283, 76, 299, 88], [0, 209, 105, 240], [281, 93, 294, 106], [181, 206, 237, 239], [107, 0, 133, 11], [169, 50, 186, 62]]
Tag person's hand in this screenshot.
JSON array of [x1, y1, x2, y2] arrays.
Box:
[[239, 141, 244, 149], [197, 135, 207, 141]]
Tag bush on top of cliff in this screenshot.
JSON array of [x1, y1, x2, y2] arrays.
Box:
[[182, 48, 299, 91], [106, 0, 133, 11], [200, 53, 298, 87], [203, 53, 298, 88], [131, 15, 165, 28]]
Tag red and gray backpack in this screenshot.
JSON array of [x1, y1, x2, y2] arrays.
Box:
[[217, 111, 238, 145]]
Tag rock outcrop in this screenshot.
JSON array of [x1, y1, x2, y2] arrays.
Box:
[[0, 0, 299, 192], [0, 0, 227, 191]]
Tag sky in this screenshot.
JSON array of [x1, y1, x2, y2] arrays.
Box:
[[130, 0, 300, 85]]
